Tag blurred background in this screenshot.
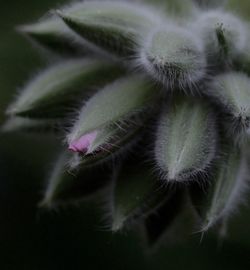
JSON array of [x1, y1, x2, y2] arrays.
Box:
[[1, 1, 250, 269]]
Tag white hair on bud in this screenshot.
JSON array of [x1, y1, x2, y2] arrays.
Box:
[[154, 99, 217, 183], [136, 25, 207, 92], [208, 72, 250, 145], [194, 10, 247, 57]]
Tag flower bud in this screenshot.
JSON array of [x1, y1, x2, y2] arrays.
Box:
[[18, 16, 91, 55], [155, 97, 217, 182], [7, 59, 124, 118], [57, 0, 160, 56], [201, 149, 248, 231], [111, 161, 170, 232], [67, 75, 157, 153], [196, 10, 247, 62], [40, 152, 111, 208], [209, 72, 250, 144], [139, 27, 206, 90], [2, 117, 62, 133]]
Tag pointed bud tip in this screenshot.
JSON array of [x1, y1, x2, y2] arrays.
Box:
[[16, 25, 26, 33], [55, 9, 67, 21], [5, 105, 17, 116], [201, 219, 214, 232], [38, 197, 52, 209], [16, 24, 38, 35], [54, 9, 63, 17], [111, 218, 125, 232], [5, 104, 27, 118]]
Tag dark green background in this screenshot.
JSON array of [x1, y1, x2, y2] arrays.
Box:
[[1, 1, 250, 269]]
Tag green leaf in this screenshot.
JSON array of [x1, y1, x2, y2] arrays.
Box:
[[67, 75, 157, 152], [18, 15, 92, 56], [7, 58, 124, 118], [200, 148, 248, 231], [57, 1, 159, 56], [140, 27, 206, 89], [155, 97, 217, 182], [111, 160, 171, 231], [40, 152, 111, 207], [209, 72, 250, 143]]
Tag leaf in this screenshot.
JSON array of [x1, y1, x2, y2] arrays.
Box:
[[57, 1, 160, 56], [200, 148, 248, 231], [40, 152, 111, 207], [155, 97, 217, 182], [7, 58, 124, 118], [18, 15, 92, 56], [139, 27, 206, 89], [111, 160, 171, 231], [209, 72, 250, 144], [67, 75, 157, 153]]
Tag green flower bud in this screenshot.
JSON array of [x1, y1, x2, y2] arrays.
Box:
[[200, 149, 248, 231], [139, 27, 206, 90], [18, 16, 92, 56], [40, 152, 111, 208], [111, 161, 170, 232], [67, 75, 157, 153], [57, 0, 160, 56], [2, 117, 62, 133], [68, 120, 144, 170], [7, 59, 124, 118], [155, 97, 217, 182], [209, 72, 250, 144], [196, 10, 247, 62]]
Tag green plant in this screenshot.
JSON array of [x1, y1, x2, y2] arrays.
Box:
[[3, 0, 250, 248]]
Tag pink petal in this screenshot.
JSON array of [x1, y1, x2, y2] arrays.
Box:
[[68, 130, 98, 153]]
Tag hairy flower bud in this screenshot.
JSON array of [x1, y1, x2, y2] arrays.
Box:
[[7, 59, 124, 118], [67, 75, 157, 153], [201, 149, 248, 231], [196, 10, 247, 62], [155, 97, 217, 182], [209, 72, 250, 144], [40, 152, 111, 207], [110, 161, 170, 231], [18, 16, 91, 56], [139, 27, 206, 90], [57, 0, 160, 56]]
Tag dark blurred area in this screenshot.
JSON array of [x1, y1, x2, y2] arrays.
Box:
[[1, 1, 250, 269]]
